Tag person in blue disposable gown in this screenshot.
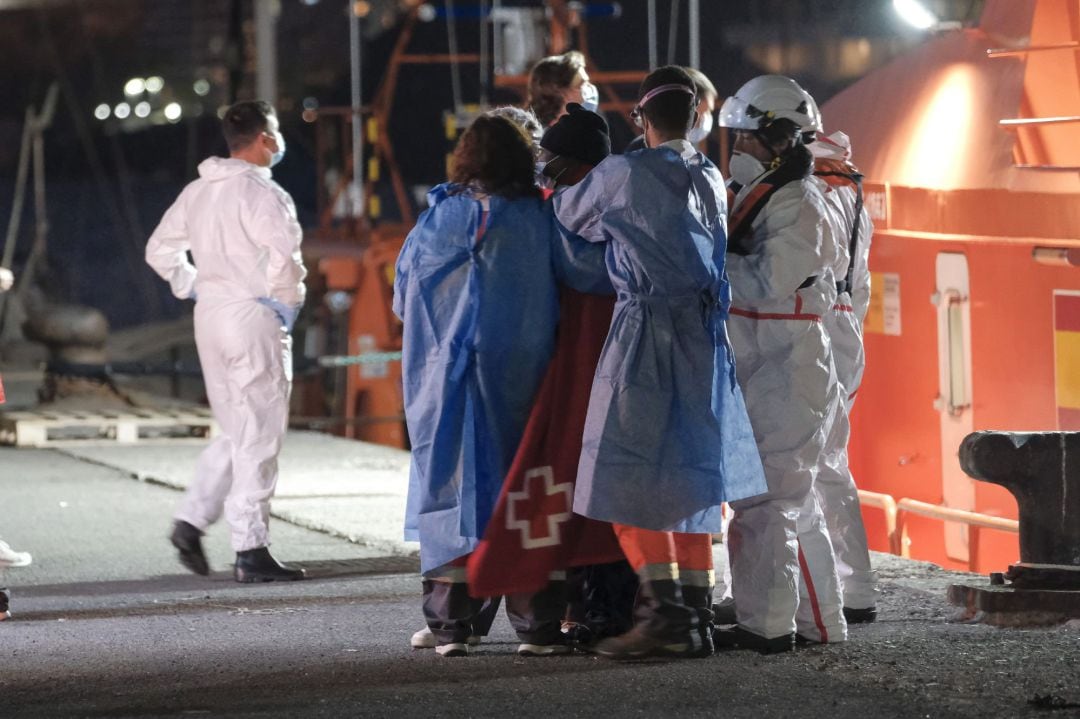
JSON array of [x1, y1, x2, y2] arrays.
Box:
[[394, 113, 604, 657], [554, 66, 768, 658]]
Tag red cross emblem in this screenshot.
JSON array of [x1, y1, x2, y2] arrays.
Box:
[[505, 466, 573, 549]]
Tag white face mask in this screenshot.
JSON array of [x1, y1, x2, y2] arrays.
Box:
[[687, 110, 714, 144], [579, 82, 599, 113], [728, 150, 767, 186], [270, 131, 286, 168]]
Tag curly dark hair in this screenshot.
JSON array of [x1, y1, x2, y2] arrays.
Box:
[[449, 115, 538, 200], [527, 51, 586, 127]]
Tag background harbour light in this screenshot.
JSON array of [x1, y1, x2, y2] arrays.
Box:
[[893, 0, 938, 29], [123, 77, 146, 96]]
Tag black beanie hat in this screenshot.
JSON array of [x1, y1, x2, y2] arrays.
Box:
[[540, 103, 611, 168]]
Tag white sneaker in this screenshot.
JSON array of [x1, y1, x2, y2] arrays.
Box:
[[410, 626, 481, 649], [435, 642, 469, 657], [517, 642, 572, 657], [0, 540, 31, 568]]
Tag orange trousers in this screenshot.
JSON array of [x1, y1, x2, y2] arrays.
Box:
[[611, 524, 714, 588]]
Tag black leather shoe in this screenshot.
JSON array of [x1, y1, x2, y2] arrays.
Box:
[[843, 605, 878, 624], [234, 547, 305, 583], [170, 521, 209, 576], [713, 626, 795, 654]]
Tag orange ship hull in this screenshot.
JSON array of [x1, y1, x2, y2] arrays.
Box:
[[826, 0, 1080, 572]]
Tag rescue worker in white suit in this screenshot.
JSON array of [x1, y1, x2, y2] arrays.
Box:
[[807, 123, 880, 622], [145, 100, 307, 583], [717, 75, 847, 653]]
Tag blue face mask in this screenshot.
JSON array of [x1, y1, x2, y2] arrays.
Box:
[[270, 131, 286, 168]]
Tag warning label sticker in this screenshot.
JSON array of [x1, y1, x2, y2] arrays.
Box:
[[865, 272, 901, 336]]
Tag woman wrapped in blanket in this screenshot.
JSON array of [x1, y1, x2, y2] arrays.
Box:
[[394, 114, 605, 657]]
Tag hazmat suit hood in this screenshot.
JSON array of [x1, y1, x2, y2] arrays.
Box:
[[197, 156, 271, 182]]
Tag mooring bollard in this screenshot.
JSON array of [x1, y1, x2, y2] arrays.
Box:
[[948, 431, 1080, 624]]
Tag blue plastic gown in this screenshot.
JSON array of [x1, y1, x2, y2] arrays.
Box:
[[394, 183, 607, 573], [553, 142, 768, 533]]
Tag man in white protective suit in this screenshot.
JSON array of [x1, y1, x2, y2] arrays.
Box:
[[145, 100, 307, 583], [807, 123, 880, 623], [716, 75, 847, 653]]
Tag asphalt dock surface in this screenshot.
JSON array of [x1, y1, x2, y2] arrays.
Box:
[[1, 439, 1078, 719]]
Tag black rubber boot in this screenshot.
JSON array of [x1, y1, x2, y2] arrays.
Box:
[[681, 584, 715, 658], [234, 547, 305, 583], [713, 625, 795, 655], [712, 596, 737, 625], [843, 605, 878, 624], [169, 520, 209, 576], [594, 579, 693, 659]]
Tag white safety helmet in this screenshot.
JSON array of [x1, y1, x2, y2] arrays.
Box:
[[718, 74, 820, 134]]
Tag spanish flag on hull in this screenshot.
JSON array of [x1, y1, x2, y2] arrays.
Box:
[[1054, 292, 1080, 430]]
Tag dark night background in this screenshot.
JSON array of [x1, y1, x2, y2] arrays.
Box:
[[0, 0, 983, 332]]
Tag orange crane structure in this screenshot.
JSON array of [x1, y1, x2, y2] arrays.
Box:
[[825, 0, 1080, 573], [297, 2, 644, 448]]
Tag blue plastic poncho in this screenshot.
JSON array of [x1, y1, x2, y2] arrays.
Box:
[[394, 183, 602, 573], [553, 142, 767, 533]]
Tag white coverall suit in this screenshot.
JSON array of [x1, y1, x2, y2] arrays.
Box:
[[145, 157, 306, 552], [725, 174, 847, 643], [813, 132, 879, 611]]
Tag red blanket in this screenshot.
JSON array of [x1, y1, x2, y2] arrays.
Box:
[[467, 289, 624, 597]]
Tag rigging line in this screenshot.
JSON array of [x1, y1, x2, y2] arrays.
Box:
[[688, 0, 699, 69], [74, 2, 162, 314], [647, 0, 657, 71], [492, 0, 502, 76], [667, 0, 680, 66], [38, 9, 163, 316], [445, 0, 464, 112], [478, 0, 489, 106]]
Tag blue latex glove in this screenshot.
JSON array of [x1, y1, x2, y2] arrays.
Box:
[[257, 297, 300, 332]]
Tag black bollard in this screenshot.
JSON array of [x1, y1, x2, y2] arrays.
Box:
[[948, 431, 1080, 624], [959, 431, 1080, 588]]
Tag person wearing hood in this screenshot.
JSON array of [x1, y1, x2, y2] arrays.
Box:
[[716, 75, 847, 653], [554, 66, 767, 659], [807, 124, 880, 625], [145, 100, 307, 584]]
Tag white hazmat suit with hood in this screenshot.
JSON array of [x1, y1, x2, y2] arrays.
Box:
[[145, 155, 306, 552], [719, 75, 847, 647], [811, 130, 879, 614]]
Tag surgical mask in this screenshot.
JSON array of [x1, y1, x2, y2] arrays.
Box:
[[579, 82, 599, 113], [728, 150, 768, 186], [687, 110, 714, 144], [270, 131, 286, 168]]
